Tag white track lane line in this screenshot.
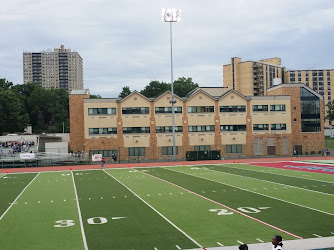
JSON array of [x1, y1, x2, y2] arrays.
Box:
[[0, 173, 40, 221], [71, 171, 88, 250], [206, 168, 334, 197], [167, 168, 334, 217], [102, 170, 203, 248], [137, 169, 303, 239]]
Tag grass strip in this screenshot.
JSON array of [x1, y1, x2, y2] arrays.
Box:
[[207, 164, 334, 195], [0, 171, 84, 250], [74, 170, 199, 250], [0, 173, 37, 217], [144, 167, 334, 239]]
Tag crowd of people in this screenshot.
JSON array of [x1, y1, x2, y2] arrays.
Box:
[[0, 141, 35, 156]]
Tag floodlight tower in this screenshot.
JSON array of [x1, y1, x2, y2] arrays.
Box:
[[161, 8, 181, 161]]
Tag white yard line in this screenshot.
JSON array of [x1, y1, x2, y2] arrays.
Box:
[[71, 171, 88, 250], [136, 169, 303, 239], [102, 170, 203, 248], [0, 174, 7, 179], [0, 173, 40, 221], [167, 168, 334, 217], [205, 168, 334, 197]]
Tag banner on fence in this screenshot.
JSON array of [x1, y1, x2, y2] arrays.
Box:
[[20, 153, 36, 159], [92, 154, 102, 161]]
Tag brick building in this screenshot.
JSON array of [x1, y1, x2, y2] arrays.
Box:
[[69, 84, 324, 160]]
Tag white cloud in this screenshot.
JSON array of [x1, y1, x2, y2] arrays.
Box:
[[0, 0, 333, 96]]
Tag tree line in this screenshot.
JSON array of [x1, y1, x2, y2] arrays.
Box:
[[118, 77, 199, 99], [0, 77, 199, 135], [0, 79, 69, 135]]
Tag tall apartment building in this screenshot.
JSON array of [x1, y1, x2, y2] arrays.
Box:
[[23, 45, 83, 91], [223, 57, 286, 96]]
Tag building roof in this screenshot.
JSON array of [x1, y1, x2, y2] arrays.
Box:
[[186, 87, 229, 99], [267, 83, 324, 100], [70, 89, 90, 95]]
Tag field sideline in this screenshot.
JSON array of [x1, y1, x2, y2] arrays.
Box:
[[0, 157, 334, 249]]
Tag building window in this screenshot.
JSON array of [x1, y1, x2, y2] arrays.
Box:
[[123, 127, 150, 134], [122, 107, 149, 114], [194, 145, 210, 151], [253, 105, 268, 112], [88, 108, 116, 115], [128, 147, 145, 156], [300, 88, 321, 132], [270, 105, 286, 111], [271, 124, 286, 130], [253, 124, 269, 131], [220, 125, 246, 131], [162, 146, 178, 155], [188, 125, 215, 132], [187, 106, 214, 113], [220, 105, 246, 112], [226, 144, 242, 154], [89, 150, 117, 158], [155, 107, 182, 113], [89, 128, 117, 135], [156, 126, 183, 133]]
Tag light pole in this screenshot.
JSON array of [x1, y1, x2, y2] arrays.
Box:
[[161, 8, 181, 161]]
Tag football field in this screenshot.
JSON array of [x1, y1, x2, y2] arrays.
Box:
[[0, 162, 334, 249]]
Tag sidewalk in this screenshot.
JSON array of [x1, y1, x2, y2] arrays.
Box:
[[187, 237, 334, 250]]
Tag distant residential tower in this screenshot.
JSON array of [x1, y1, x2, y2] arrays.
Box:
[[23, 45, 83, 91]]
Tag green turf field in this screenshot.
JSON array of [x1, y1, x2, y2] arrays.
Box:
[[0, 163, 333, 249]]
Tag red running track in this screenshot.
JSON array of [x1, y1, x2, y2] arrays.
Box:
[[1, 156, 334, 174]]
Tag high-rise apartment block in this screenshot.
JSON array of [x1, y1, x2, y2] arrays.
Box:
[[223, 57, 285, 96], [223, 57, 334, 126], [23, 45, 83, 91]]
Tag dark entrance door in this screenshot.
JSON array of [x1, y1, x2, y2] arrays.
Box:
[[267, 146, 276, 155]]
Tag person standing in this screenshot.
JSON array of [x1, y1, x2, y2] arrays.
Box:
[[272, 235, 283, 249], [101, 157, 105, 169]]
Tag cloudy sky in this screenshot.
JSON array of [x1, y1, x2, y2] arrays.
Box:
[[1, 0, 334, 97]]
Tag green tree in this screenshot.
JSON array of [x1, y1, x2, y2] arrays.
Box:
[[0, 89, 29, 135], [326, 103, 334, 125], [119, 86, 131, 99], [0, 78, 13, 90], [90, 94, 102, 99], [140, 80, 170, 98], [173, 77, 199, 97]]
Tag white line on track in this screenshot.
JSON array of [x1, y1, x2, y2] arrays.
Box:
[[217, 242, 224, 246], [207, 167, 334, 197], [313, 234, 322, 237], [237, 240, 244, 244], [71, 171, 88, 250], [138, 169, 303, 239], [168, 168, 334, 217], [256, 238, 264, 243], [0, 173, 40, 222], [102, 170, 203, 248]]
